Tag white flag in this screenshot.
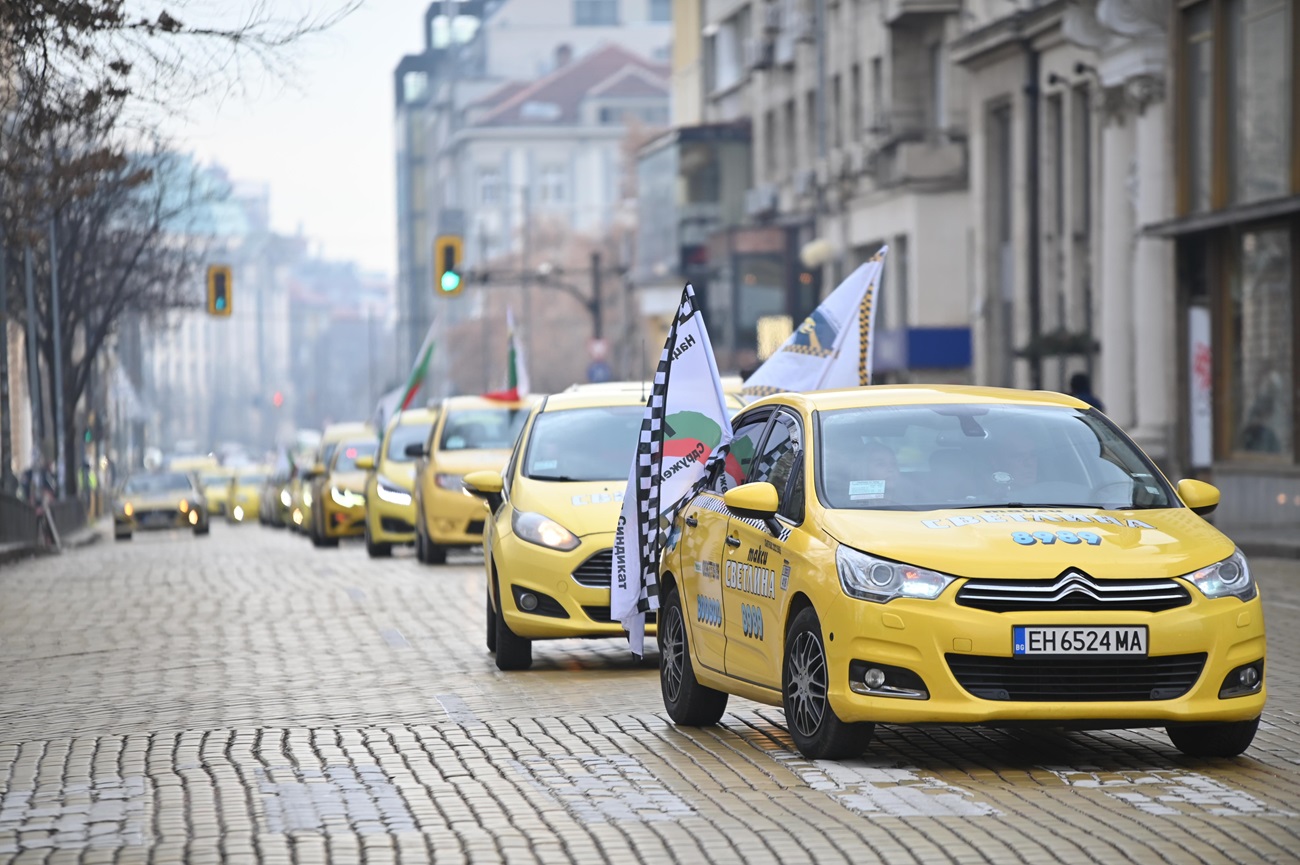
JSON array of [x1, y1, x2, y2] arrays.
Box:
[[742, 246, 888, 397], [612, 285, 733, 657]]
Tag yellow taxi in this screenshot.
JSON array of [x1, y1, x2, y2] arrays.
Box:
[[658, 385, 1266, 759], [114, 470, 211, 540], [357, 407, 439, 557], [226, 467, 271, 524], [195, 466, 234, 515], [413, 395, 532, 564], [298, 421, 372, 538], [311, 436, 379, 547], [464, 390, 649, 670]]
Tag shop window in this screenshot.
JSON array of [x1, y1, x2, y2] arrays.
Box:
[[1229, 226, 1293, 457], [736, 256, 786, 352]]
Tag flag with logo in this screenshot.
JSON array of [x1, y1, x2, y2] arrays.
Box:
[[484, 307, 530, 402], [612, 284, 733, 657], [741, 245, 889, 397]]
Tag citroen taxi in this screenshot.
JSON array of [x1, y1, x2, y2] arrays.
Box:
[[658, 386, 1265, 759], [358, 407, 438, 557], [464, 390, 648, 670], [114, 471, 211, 540], [311, 437, 379, 547], [413, 395, 532, 564]]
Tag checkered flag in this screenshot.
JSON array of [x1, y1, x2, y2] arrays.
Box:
[[612, 284, 732, 657]]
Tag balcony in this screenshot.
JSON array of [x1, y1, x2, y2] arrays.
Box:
[[885, 0, 962, 24]]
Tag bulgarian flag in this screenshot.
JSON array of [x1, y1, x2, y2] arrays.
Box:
[[400, 318, 437, 410], [484, 307, 530, 402]]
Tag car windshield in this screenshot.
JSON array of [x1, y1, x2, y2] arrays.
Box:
[[198, 472, 229, 487], [123, 472, 193, 494], [333, 441, 378, 472], [439, 408, 529, 451], [523, 405, 643, 481], [817, 404, 1176, 511], [237, 474, 268, 486], [386, 422, 434, 461]]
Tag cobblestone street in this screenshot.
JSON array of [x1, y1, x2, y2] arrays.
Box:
[[1, 525, 1298, 864]]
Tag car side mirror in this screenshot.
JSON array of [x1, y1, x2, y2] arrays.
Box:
[[1177, 478, 1220, 516], [404, 443, 427, 459], [723, 482, 779, 519], [355, 455, 375, 471], [463, 470, 504, 510]]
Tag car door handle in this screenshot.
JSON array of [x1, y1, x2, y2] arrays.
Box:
[[684, 515, 698, 527], [725, 535, 741, 547]]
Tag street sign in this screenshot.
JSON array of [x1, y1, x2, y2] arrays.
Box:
[[587, 360, 613, 383], [588, 338, 609, 361]]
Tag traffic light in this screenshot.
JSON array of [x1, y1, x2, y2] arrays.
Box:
[[207, 264, 233, 316], [434, 235, 464, 297]]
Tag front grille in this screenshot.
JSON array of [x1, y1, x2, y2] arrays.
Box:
[[582, 605, 656, 626], [466, 519, 485, 536], [946, 653, 1207, 701], [957, 571, 1190, 613], [380, 517, 414, 533], [572, 549, 614, 587]]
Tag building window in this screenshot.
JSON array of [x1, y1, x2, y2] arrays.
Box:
[[1229, 226, 1293, 457], [1228, 0, 1292, 204], [538, 165, 567, 205], [805, 90, 816, 164], [832, 73, 843, 150], [783, 98, 796, 178], [649, 0, 671, 23], [478, 168, 500, 206], [1183, 2, 1215, 213], [929, 43, 947, 131], [850, 63, 863, 140], [706, 8, 751, 93], [764, 108, 778, 178], [574, 0, 619, 26]]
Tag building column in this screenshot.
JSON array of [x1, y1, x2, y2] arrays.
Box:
[[1129, 75, 1174, 459], [1098, 87, 1136, 428]]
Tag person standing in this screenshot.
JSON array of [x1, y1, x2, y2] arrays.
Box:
[[1068, 372, 1105, 412]]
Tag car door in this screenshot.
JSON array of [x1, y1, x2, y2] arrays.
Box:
[[675, 411, 771, 675], [723, 409, 804, 686]]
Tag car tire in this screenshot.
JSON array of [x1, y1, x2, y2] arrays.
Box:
[[415, 520, 430, 564], [194, 524, 210, 537], [783, 606, 874, 760], [427, 542, 447, 565], [115, 531, 132, 542], [1166, 717, 1259, 758], [659, 585, 728, 726], [486, 583, 498, 653], [365, 523, 392, 558], [494, 585, 532, 671]]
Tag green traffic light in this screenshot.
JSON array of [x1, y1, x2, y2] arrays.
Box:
[[440, 271, 461, 293], [215, 296, 227, 310]]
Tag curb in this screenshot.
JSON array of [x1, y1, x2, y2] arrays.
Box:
[[0, 523, 104, 567], [1237, 539, 1300, 561]]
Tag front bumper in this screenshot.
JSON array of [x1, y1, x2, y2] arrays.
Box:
[[321, 494, 366, 538], [425, 484, 488, 546], [116, 507, 205, 532], [368, 487, 416, 544], [820, 587, 1266, 726], [496, 531, 658, 640], [227, 495, 260, 523]]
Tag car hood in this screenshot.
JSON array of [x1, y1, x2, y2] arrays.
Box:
[[119, 491, 195, 510], [510, 477, 624, 538], [378, 460, 418, 489], [431, 449, 512, 476], [820, 506, 1236, 580]]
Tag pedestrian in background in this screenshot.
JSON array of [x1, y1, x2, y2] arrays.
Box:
[[1068, 372, 1105, 412]]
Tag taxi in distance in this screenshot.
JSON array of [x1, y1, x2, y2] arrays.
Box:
[[310, 436, 379, 548], [412, 395, 533, 565], [226, 466, 271, 524], [657, 385, 1266, 760], [196, 466, 235, 516], [464, 389, 649, 670], [114, 471, 211, 540], [295, 420, 372, 537], [358, 407, 439, 558]]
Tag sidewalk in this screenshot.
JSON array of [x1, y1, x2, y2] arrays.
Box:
[[0, 518, 104, 567]]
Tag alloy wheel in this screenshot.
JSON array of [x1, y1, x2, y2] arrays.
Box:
[[662, 604, 685, 704], [786, 630, 828, 738]]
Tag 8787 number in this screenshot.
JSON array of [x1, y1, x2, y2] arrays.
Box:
[[1012, 530, 1102, 546]]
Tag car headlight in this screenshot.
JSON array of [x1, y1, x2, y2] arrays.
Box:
[[331, 486, 365, 508], [122, 502, 134, 517], [1183, 549, 1256, 601], [302, 489, 313, 507], [280, 489, 292, 507], [836, 545, 955, 603], [376, 477, 412, 506], [435, 473, 464, 491], [511, 510, 580, 551]]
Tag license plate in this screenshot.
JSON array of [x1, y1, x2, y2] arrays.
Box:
[[1013, 626, 1147, 656]]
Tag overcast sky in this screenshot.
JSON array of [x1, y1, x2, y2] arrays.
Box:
[[173, 1, 430, 279]]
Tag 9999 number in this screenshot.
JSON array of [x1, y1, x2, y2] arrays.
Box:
[[1012, 530, 1102, 546]]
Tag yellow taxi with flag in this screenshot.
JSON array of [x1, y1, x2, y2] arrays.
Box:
[[358, 407, 439, 557], [658, 385, 1266, 759], [413, 395, 532, 564], [114, 471, 211, 539], [311, 436, 379, 547], [225, 467, 270, 524], [464, 390, 650, 670]]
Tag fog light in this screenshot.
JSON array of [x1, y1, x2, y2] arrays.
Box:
[[1240, 667, 1260, 688], [848, 660, 929, 700], [864, 668, 887, 689], [1219, 660, 1264, 698], [518, 592, 539, 612], [188, 510, 199, 525]]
